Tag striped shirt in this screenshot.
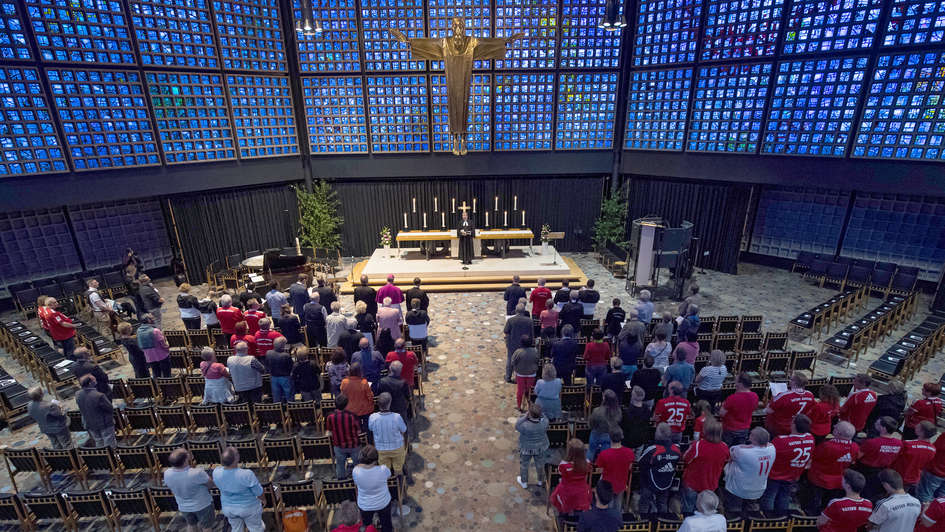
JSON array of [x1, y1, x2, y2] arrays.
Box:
[[697, 365, 728, 391], [326, 409, 361, 449]]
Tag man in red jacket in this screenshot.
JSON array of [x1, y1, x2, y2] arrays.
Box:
[[762, 414, 814, 516], [838, 374, 877, 433], [681, 420, 730, 514], [806, 421, 859, 515], [855, 416, 903, 501], [528, 279, 552, 318], [720, 372, 758, 446], [653, 381, 691, 443], [254, 318, 284, 356], [216, 294, 243, 335], [764, 372, 814, 436], [893, 420, 937, 493]]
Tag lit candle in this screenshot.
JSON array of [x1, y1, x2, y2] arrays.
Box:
[[434, 197, 438, 211], [473, 198, 476, 212], [412, 197, 416, 213], [452, 198, 456, 213], [295, 237, 301, 255], [403, 212, 408, 227], [441, 212, 445, 227], [504, 210, 508, 226], [522, 210, 525, 226], [514, 196, 518, 210], [423, 212, 427, 228], [485, 211, 489, 227], [494, 196, 498, 210]]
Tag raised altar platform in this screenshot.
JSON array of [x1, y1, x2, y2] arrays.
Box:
[[339, 246, 586, 293]]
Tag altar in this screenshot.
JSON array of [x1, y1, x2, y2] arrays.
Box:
[[395, 228, 534, 259]]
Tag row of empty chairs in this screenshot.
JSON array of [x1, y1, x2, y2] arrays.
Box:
[[789, 286, 869, 339], [794, 252, 918, 298], [8, 268, 128, 320], [822, 293, 917, 367], [870, 310, 945, 382]]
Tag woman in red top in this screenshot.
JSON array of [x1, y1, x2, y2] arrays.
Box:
[[691, 400, 713, 441], [551, 438, 592, 517], [809, 384, 840, 443], [905, 382, 945, 440], [230, 321, 258, 356], [583, 329, 612, 388]]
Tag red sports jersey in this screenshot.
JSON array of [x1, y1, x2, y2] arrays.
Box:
[[767, 389, 815, 435], [921, 497, 945, 532], [820, 497, 873, 532], [926, 434, 945, 477], [529, 286, 553, 315], [216, 307, 243, 334], [255, 330, 283, 355], [807, 400, 839, 437], [47, 309, 75, 341], [769, 433, 815, 482], [892, 439, 937, 485], [693, 415, 705, 439], [722, 391, 758, 431], [37, 306, 50, 331], [596, 446, 635, 494], [230, 333, 257, 356], [857, 436, 902, 468], [838, 389, 877, 432], [905, 397, 945, 429], [682, 439, 730, 491], [808, 438, 859, 489], [386, 350, 419, 387], [244, 309, 265, 335], [654, 396, 691, 433], [583, 342, 611, 366]]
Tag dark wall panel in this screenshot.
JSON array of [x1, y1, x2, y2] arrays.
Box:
[[331, 176, 604, 257], [625, 176, 752, 274], [69, 199, 172, 270]]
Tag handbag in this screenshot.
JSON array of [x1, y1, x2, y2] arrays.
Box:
[[282, 509, 308, 532]]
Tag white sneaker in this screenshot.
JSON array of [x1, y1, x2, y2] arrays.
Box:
[[516, 476, 528, 489]]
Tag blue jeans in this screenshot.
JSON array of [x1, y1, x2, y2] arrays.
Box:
[[638, 485, 669, 517], [760, 478, 795, 515], [271, 376, 292, 403], [334, 446, 360, 479], [61, 336, 76, 359], [680, 483, 698, 514], [587, 431, 610, 462], [918, 471, 945, 502], [586, 365, 606, 388]]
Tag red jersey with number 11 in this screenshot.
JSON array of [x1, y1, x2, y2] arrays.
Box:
[[654, 396, 691, 433], [769, 433, 815, 482]]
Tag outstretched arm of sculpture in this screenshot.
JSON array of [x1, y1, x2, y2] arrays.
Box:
[[389, 29, 443, 60], [473, 33, 526, 60]]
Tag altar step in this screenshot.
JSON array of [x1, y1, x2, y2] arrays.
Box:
[[338, 256, 588, 294]]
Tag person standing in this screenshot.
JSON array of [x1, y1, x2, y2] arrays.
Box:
[[117, 321, 149, 378], [288, 274, 310, 317], [904, 383, 944, 440], [720, 373, 758, 446], [384, 338, 418, 390], [806, 421, 860, 515], [550, 325, 579, 386], [653, 381, 691, 443], [917, 494, 945, 530], [723, 426, 776, 518], [243, 299, 264, 335], [354, 337, 386, 387], [595, 428, 635, 510], [583, 329, 611, 389], [503, 275, 525, 316], [376, 297, 403, 342], [265, 282, 287, 320], [137, 314, 171, 378], [511, 335, 540, 411], [538, 301, 559, 341], [213, 447, 264, 532], [177, 284, 201, 330], [303, 292, 328, 347], [266, 337, 294, 402], [839, 374, 877, 434], [629, 354, 662, 408], [376, 361, 410, 424], [375, 275, 403, 310], [809, 384, 841, 442], [559, 291, 584, 335], [164, 448, 215, 532], [868, 469, 921, 532], [277, 304, 304, 347], [644, 331, 671, 372], [227, 342, 265, 404], [856, 416, 903, 501], [678, 491, 726, 532], [254, 318, 284, 357], [199, 348, 233, 405], [215, 294, 243, 336], [137, 275, 164, 329], [680, 420, 730, 515], [551, 439, 593, 519], [662, 350, 695, 392], [892, 420, 937, 494], [693, 349, 727, 407], [326, 394, 362, 479], [72, 347, 112, 399], [620, 386, 653, 452], [635, 290, 654, 325], [503, 303, 533, 383], [528, 279, 552, 318], [326, 302, 347, 348], [341, 363, 375, 429], [46, 298, 78, 359], [404, 298, 430, 354], [352, 446, 393, 532], [764, 372, 814, 436], [290, 346, 322, 402], [553, 280, 571, 311], [588, 390, 622, 461], [314, 278, 337, 312], [76, 374, 116, 448], [577, 481, 622, 532], [353, 275, 378, 317], [197, 292, 219, 333], [515, 403, 549, 489], [603, 298, 626, 340], [230, 321, 257, 356], [761, 414, 814, 516], [638, 423, 681, 519], [369, 393, 408, 483], [818, 469, 872, 532], [405, 278, 429, 312], [27, 387, 71, 449], [578, 279, 600, 319]]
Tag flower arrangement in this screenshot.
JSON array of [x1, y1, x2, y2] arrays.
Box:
[[379, 226, 392, 247], [540, 224, 552, 242]]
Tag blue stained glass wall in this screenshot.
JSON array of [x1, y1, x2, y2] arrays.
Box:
[[750, 187, 850, 258], [26, 0, 135, 65], [494, 73, 554, 151], [301, 76, 368, 154], [46, 68, 160, 171], [428, 0, 492, 70], [0, 208, 82, 285], [853, 51, 945, 161], [366, 74, 429, 153], [625, 68, 693, 152], [633, 0, 702, 67], [560, 0, 622, 68], [69, 199, 172, 270], [129, 0, 220, 68], [213, 0, 286, 72], [361, 0, 425, 71], [688, 62, 772, 153], [431, 73, 491, 152], [555, 72, 618, 150], [0, 66, 68, 176], [294, 0, 360, 72], [782, 0, 883, 54], [146, 72, 235, 164], [494, 0, 558, 69], [763, 56, 868, 157], [701, 0, 784, 60], [0, 1, 30, 60], [226, 75, 298, 159], [884, 0, 945, 46], [841, 192, 945, 280]]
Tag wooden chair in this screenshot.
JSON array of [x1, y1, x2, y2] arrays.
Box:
[[123, 405, 161, 437], [317, 480, 356, 525], [716, 315, 740, 336], [109, 487, 160, 532], [763, 351, 792, 380], [1, 446, 42, 492], [298, 435, 334, 468], [184, 374, 205, 402], [155, 404, 193, 435], [62, 489, 118, 532], [222, 402, 258, 433], [789, 514, 817, 532], [738, 353, 764, 380], [254, 402, 288, 432], [740, 315, 763, 334], [619, 520, 651, 532], [147, 485, 179, 527], [548, 422, 570, 448], [163, 330, 190, 350], [115, 443, 158, 483], [714, 333, 738, 354], [76, 446, 124, 486], [155, 376, 186, 404], [189, 403, 225, 434], [0, 492, 34, 530], [763, 332, 788, 352], [39, 447, 87, 489], [150, 443, 177, 470], [698, 316, 717, 336], [697, 333, 713, 354], [227, 437, 263, 467], [829, 376, 855, 397], [126, 378, 160, 404], [187, 439, 222, 468], [654, 518, 684, 532], [21, 492, 71, 530], [274, 479, 319, 526], [186, 329, 211, 348], [738, 332, 763, 355], [286, 400, 319, 432], [792, 349, 817, 377], [263, 436, 301, 477]]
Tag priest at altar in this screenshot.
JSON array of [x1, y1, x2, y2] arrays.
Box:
[[456, 210, 475, 265]]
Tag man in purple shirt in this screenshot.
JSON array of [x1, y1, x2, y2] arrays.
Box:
[[376, 274, 404, 308]]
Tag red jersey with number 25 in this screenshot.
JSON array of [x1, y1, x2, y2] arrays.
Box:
[[767, 389, 815, 434], [769, 433, 815, 482], [808, 438, 859, 489], [654, 396, 691, 433], [821, 497, 873, 532]]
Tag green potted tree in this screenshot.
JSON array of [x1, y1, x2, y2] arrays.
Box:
[[295, 181, 342, 254], [592, 189, 628, 256]]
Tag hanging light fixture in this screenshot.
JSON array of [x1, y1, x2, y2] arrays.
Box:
[[598, 0, 627, 31], [296, 0, 323, 38]]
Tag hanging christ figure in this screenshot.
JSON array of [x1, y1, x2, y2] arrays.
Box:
[[390, 18, 523, 155]]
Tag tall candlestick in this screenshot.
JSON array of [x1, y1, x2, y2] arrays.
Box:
[[423, 212, 427, 228], [514, 196, 518, 210], [522, 210, 525, 226], [295, 237, 301, 255], [473, 198, 476, 212], [412, 197, 416, 213], [485, 211, 489, 227], [494, 196, 498, 211], [434, 197, 438, 211], [404, 212, 408, 228], [504, 210, 508, 226], [441, 212, 445, 227], [452, 198, 456, 213]]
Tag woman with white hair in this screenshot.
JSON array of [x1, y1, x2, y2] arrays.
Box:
[[376, 297, 403, 341], [635, 289, 654, 324], [199, 347, 233, 404], [678, 490, 726, 532], [693, 349, 727, 407]]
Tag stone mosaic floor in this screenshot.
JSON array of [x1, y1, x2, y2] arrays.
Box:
[[0, 254, 938, 531]]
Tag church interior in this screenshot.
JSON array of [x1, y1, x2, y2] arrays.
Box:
[[1, 0, 945, 531]]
